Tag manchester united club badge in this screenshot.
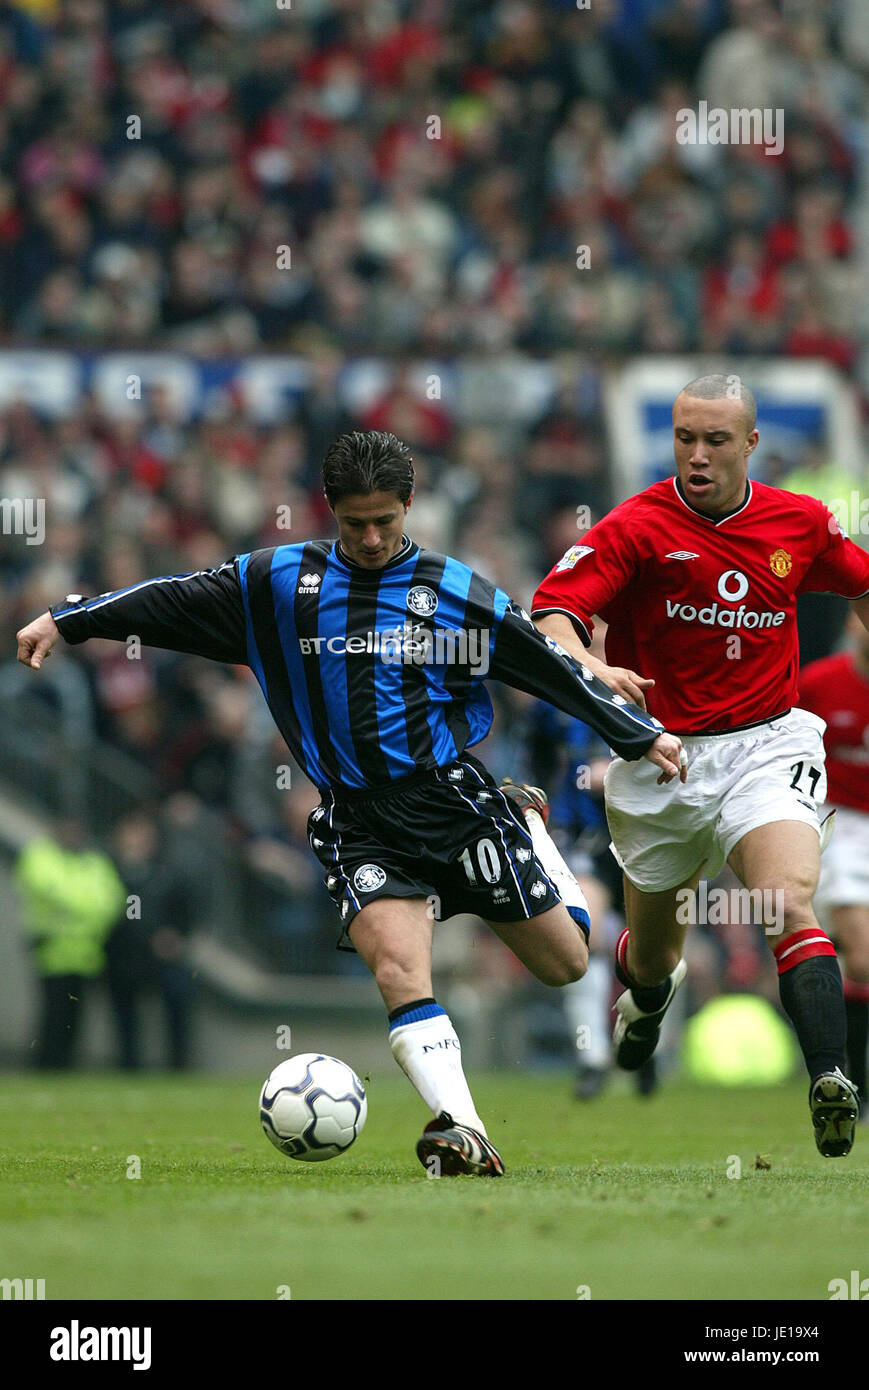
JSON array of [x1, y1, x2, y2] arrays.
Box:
[[769, 547, 792, 578]]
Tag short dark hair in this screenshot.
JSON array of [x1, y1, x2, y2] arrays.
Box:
[[322, 431, 415, 507], [677, 373, 757, 433]]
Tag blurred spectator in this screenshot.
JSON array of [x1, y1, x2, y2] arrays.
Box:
[[105, 807, 197, 1070], [14, 814, 126, 1068], [0, 1, 860, 370]]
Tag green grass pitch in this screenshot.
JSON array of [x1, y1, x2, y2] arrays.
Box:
[[0, 1072, 866, 1301]]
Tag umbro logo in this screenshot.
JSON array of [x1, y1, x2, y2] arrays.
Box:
[[665, 551, 700, 561]]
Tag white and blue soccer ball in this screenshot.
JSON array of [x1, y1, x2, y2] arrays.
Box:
[[259, 1053, 367, 1162]]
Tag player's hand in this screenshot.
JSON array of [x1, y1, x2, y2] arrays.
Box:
[[645, 733, 688, 785], [582, 652, 655, 710], [16, 611, 59, 669]]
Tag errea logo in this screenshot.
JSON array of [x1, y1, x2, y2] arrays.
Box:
[[298, 573, 321, 593]]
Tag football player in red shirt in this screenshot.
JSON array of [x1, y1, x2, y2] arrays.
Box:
[[532, 373, 869, 1156], [800, 613, 869, 1112]]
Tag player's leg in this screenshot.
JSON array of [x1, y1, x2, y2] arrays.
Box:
[[486, 900, 588, 983], [609, 868, 701, 1069], [485, 780, 589, 984], [499, 776, 697, 1068], [620, 871, 702, 984], [728, 820, 858, 1155], [563, 872, 613, 1097], [347, 893, 435, 1011], [600, 746, 715, 1070], [831, 905, 869, 1108], [348, 895, 504, 1175]]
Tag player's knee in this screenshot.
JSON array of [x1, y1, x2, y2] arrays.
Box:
[[775, 889, 819, 939], [538, 943, 588, 988], [373, 955, 426, 1002]]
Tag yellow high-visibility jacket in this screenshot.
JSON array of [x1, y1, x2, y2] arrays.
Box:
[[14, 837, 127, 977]]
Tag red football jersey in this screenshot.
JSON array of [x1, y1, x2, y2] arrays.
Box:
[[532, 477, 869, 734], [799, 652, 869, 812]]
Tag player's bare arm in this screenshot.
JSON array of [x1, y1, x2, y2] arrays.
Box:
[[534, 612, 654, 709], [851, 592, 869, 635], [533, 612, 683, 784], [17, 610, 58, 669]]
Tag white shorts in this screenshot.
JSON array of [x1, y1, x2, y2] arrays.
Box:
[[604, 708, 827, 893], [814, 805, 869, 912]]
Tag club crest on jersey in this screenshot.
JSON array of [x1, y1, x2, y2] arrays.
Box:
[[406, 585, 438, 617], [353, 863, 387, 893], [769, 548, 792, 579], [556, 544, 594, 572]]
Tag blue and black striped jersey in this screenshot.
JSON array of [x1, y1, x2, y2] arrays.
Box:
[[51, 536, 666, 794]]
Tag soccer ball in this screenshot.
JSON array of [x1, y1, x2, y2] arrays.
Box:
[[259, 1053, 367, 1162]]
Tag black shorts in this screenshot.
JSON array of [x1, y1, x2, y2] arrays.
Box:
[[308, 754, 566, 950]]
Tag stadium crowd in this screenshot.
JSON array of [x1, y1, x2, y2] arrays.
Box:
[[0, 1, 867, 366], [2, 0, 869, 1068]]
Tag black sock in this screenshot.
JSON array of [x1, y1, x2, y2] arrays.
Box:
[[778, 955, 847, 1083], [615, 954, 670, 1012], [844, 996, 869, 1100]]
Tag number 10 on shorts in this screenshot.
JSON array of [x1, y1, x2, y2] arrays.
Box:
[[459, 838, 502, 885]]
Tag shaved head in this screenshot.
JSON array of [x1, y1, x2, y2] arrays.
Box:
[[671, 376, 760, 515], [677, 374, 757, 434]]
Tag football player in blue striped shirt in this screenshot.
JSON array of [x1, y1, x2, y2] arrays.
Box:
[[18, 431, 685, 1175]]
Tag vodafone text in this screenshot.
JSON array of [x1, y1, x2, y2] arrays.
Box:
[[665, 599, 785, 630]]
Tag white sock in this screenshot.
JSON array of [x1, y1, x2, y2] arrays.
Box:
[[562, 955, 611, 1068], [389, 1002, 487, 1136], [523, 809, 590, 928]]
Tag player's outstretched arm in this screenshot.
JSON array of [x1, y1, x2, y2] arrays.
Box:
[[19, 561, 249, 668], [488, 600, 684, 771], [17, 611, 59, 669], [534, 612, 654, 710]]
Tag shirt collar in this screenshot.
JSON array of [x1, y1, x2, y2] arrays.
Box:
[[673, 476, 752, 525], [334, 535, 417, 573]]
